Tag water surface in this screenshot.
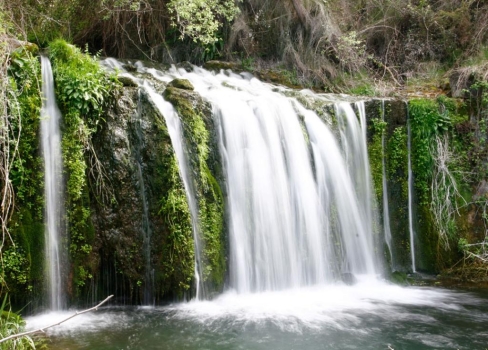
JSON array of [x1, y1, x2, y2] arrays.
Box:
[[27, 282, 488, 349]]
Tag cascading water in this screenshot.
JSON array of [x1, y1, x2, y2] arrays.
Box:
[[143, 84, 206, 300], [101, 59, 206, 300], [144, 66, 381, 292], [102, 60, 380, 296], [407, 111, 417, 273], [381, 101, 393, 265], [40, 55, 65, 310], [26, 61, 488, 350]]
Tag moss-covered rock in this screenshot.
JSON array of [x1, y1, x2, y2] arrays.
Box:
[[203, 60, 241, 72], [168, 79, 194, 91], [163, 85, 226, 296]]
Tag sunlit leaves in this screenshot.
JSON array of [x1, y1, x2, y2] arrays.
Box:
[[167, 0, 241, 45]]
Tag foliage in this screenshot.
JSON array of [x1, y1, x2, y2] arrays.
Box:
[[2, 0, 488, 91], [409, 99, 450, 205], [387, 126, 408, 198], [368, 117, 387, 201], [336, 31, 369, 73], [409, 98, 471, 257], [167, 0, 241, 45], [3, 47, 43, 302], [0, 295, 36, 349], [0, 247, 29, 287], [48, 39, 117, 294]]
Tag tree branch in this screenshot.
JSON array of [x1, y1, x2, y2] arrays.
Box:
[[0, 295, 114, 344]]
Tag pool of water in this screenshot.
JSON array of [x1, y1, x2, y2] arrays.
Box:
[[26, 281, 488, 350]]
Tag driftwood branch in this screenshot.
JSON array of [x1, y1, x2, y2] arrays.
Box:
[[0, 295, 114, 344]]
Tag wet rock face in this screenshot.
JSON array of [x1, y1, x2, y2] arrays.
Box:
[[90, 86, 179, 303], [90, 87, 146, 302], [88, 79, 224, 303]]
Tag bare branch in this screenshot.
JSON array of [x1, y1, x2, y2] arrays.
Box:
[[0, 295, 114, 344]]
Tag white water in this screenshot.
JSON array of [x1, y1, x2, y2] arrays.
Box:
[[40, 56, 65, 310], [139, 65, 380, 292], [143, 84, 205, 300], [100, 59, 206, 300], [25, 280, 473, 335], [407, 116, 417, 273], [381, 101, 393, 265]]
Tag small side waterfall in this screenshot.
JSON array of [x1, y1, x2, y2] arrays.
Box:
[[407, 113, 417, 273], [381, 101, 393, 265], [100, 59, 206, 300], [143, 85, 205, 300], [40, 56, 65, 310]]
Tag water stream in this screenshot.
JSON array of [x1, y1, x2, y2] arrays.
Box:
[[143, 83, 205, 300], [142, 66, 380, 289], [407, 112, 417, 273], [381, 100, 394, 266], [40, 55, 65, 311]]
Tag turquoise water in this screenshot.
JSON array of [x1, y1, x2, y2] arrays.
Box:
[[28, 283, 488, 350]]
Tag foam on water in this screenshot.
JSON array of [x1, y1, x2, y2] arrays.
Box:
[[26, 282, 476, 336]]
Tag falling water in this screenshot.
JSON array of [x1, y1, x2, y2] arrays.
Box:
[[102, 60, 380, 294], [146, 66, 380, 292], [381, 101, 393, 265], [40, 55, 65, 310], [143, 84, 205, 300], [407, 114, 417, 273], [136, 158, 153, 305], [100, 59, 206, 300]]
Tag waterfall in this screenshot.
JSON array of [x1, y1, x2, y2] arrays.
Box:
[[150, 67, 380, 292], [143, 84, 205, 300], [407, 112, 417, 273], [381, 101, 393, 266], [100, 59, 206, 300], [102, 60, 381, 295], [40, 56, 65, 310]]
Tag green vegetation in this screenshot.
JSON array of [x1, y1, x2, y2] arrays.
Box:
[[159, 153, 195, 293], [164, 85, 226, 292], [409, 99, 451, 205], [387, 126, 408, 198], [167, 0, 241, 45], [3, 47, 43, 304], [368, 117, 387, 202], [0, 294, 40, 349], [48, 39, 117, 296]]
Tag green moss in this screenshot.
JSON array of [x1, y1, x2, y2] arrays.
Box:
[[163, 85, 226, 293], [168, 79, 194, 91], [387, 126, 408, 198], [159, 153, 195, 294], [368, 118, 387, 202], [48, 39, 118, 297]]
